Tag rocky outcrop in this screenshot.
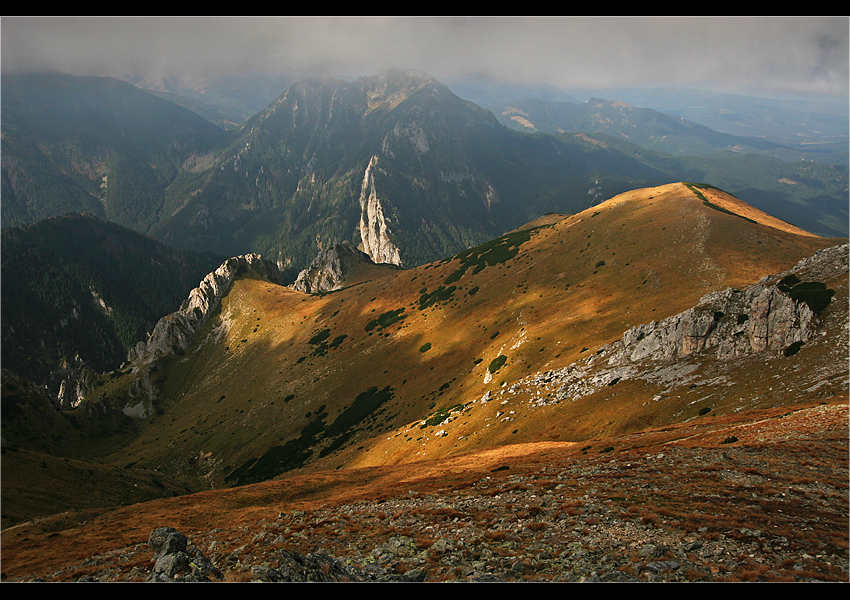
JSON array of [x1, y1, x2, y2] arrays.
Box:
[[127, 254, 285, 369], [605, 243, 843, 365], [56, 363, 98, 410], [290, 241, 374, 294], [119, 254, 285, 418], [518, 243, 847, 405], [358, 155, 403, 266], [145, 527, 425, 582], [615, 284, 814, 365], [148, 527, 220, 582]]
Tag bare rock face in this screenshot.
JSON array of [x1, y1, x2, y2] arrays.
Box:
[[358, 155, 403, 266], [617, 284, 814, 365], [127, 254, 285, 369], [56, 363, 99, 410], [291, 241, 374, 294], [523, 243, 847, 405], [147, 527, 219, 582]]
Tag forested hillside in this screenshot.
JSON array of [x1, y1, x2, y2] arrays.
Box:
[[1, 214, 224, 388]]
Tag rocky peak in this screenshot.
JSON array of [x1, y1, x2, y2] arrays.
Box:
[[290, 241, 374, 294], [127, 254, 285, 369]]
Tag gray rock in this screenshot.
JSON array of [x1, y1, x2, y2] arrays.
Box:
[[291, 241, 374, 294], [149, 527, 186, 555], [617, 283, 814, 364], [147, 527, 218, 582], [644, 560, 680, 573], [128, 254, 286, 368], [57, 363, 98, 410]]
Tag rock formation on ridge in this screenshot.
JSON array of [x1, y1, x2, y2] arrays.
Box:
[[127, 254, 286, 369], [290, 241, 375, 294], [509, 243, 847, 406]]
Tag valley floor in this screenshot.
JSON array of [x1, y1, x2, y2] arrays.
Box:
[[2, 400, 847, 583]]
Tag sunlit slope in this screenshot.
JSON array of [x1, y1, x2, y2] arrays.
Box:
[[98, 183, 843, 486]]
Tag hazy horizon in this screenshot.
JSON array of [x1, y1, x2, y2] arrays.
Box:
[[2, 16, 848, 102]]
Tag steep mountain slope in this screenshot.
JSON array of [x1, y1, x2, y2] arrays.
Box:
[[77, 183, 845, 490], [150, 70, 674, 268], [1, 72, 230, 232], [1, 214, 224, 395]]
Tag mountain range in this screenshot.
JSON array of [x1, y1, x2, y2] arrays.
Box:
[[0, 68, 847, 581], [3, 70, 848, 271], [1, 213, 224, 395]]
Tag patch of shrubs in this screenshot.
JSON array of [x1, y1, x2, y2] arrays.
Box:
[[488, 355, 508, 374], [421, 403, 468, 428], [418, 286, 457, 310], [777, 275, 835, 315], [366, 308, 407, 332], [443, 227, 541, 285]]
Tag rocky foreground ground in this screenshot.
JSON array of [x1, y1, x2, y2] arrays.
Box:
[[3, 401, 848, 583]]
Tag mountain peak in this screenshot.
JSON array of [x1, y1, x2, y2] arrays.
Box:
[[595, 182, 819, 238]]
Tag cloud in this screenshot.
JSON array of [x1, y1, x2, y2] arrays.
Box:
[[2, 16, 847, 97]]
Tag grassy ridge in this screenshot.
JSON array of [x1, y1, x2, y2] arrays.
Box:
[[77, 183, 844, 492]]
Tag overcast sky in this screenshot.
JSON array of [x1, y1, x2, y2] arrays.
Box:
[[2, 16, 848, 99]]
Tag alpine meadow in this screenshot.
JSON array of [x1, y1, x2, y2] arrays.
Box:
[[1, 20, 848, 582]]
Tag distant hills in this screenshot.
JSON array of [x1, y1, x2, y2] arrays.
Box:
[[2, 70, 847, 275], [498, 97, 790, 157], [451, 79, 849, 155], [568, 86, 849, 148]]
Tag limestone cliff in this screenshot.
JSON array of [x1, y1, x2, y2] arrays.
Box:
[[358, 155, 402, 266]]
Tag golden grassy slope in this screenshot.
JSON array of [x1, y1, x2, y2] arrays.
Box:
[[92, 183, 843, 487]]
